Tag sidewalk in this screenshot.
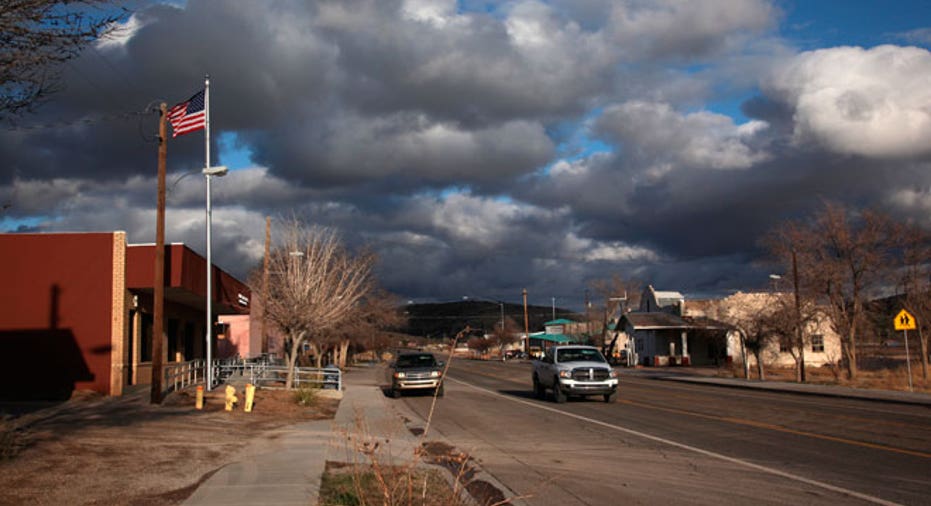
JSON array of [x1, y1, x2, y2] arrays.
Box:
[[182, 364, 515, 506], [621, 367, 931, 406]]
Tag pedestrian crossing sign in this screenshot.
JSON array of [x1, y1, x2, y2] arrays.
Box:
[[894, 309, 916, 331]]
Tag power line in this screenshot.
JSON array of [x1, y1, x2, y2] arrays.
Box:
[[3, 108, 155, 132]]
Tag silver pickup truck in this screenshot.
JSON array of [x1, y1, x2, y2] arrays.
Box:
[[532, 345, 618, 403]]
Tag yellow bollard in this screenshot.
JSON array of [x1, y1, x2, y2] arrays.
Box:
[[195, 385, 204, 410], [224, 384, 238, 411], [244, 383, 255, 413]]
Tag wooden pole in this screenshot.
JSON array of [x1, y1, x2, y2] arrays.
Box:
[[260, 216, 270, 354], [522, 289, 529, 355], [792, 249, 806, 383], [151, 103, 167, 404]]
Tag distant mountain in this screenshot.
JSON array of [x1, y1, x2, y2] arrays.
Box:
[[400, 301, 582, 339]]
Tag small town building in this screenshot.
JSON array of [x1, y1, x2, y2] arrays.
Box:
[[0, 232, 250, 400]]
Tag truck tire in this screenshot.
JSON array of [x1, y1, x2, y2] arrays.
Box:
[[553, 383, 567, 403], [604, 390, 617, 403], [533, 375, 545, 399], [391, 388, 401, 399], [435, 383, 445, 397]]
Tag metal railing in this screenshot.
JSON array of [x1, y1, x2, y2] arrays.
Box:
[[162, 356, 341, 393], [164, 359, 205, 394]]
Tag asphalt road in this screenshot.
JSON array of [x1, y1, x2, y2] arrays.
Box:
[[394, 359, 931, 506]]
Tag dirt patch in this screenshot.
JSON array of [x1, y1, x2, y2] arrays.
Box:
[[418, 441, 506, 506], [0, 387, 338, 505]]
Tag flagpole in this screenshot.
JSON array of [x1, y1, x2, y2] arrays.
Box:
[[204, 74, 213, 391]]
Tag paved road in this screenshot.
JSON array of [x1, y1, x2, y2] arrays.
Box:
[[394, 359, 931, 506]]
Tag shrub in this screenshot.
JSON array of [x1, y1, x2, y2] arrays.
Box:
[[293, 384, 319, 407]]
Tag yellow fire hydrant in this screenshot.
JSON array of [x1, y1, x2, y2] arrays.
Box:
[[224, 385, 238, 411], [195, 385, 204, 410], [244, 383, 255, 413]]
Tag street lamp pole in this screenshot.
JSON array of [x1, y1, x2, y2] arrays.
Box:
[[203, 165, 228, 391]]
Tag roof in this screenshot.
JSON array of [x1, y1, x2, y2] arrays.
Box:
[[544, 318, 575, 325], [654, 290, 684, 307], [529, 333, 575, 343], [622, 312, 730, 331], [622, 312, 689, 329]]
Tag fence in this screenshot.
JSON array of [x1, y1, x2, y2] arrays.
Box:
[[162, 356, 341, 394]]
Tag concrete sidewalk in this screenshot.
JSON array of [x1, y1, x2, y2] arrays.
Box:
[[182, 365, 450, 506], [622, 367, 931, 406]]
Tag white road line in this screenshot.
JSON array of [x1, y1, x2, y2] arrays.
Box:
[[447, 376, 902, 506]]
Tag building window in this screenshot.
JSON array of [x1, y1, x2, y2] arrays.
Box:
[[779, 339, 791, 353], [635, 338, 644, 352], [811, 334, 824, 353]]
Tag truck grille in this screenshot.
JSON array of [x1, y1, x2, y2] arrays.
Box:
[[571, 368, 611, 381], [404, 371, 434, 380]]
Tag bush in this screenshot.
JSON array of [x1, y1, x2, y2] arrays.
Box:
[[293, 384, 319, 407]]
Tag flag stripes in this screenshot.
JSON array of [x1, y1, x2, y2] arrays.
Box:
[[167, 90, 206, 137]]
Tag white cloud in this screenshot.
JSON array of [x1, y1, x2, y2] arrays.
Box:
[[765, 45, 931, 158], [607, 0, 777, 59], [564, 233, 660, 262], [597, 101, 770, 177]]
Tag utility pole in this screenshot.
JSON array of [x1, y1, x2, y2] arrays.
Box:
[[522, 289, 529, 355], [260, 216, 270, 355], [792, 249, 806, 382], [551, 297, 556, 320], [150, 103, 167, 404], [499, 302, 504, 331]]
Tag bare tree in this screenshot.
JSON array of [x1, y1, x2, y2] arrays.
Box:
[[589, 274, 641, 340], [260, 218, 373, 388], [467, 336, 491, 356], [709, 293, 781, 380], [489, 316, 521, 358], [806, 203, 893, 380], [763, 223, 821, 382], [1, 0, 126, 117], [328, 289, 407, 368], [896, 222, 931, 380]]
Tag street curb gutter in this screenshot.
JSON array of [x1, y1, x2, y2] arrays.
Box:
[[647, 374, 931, 407]]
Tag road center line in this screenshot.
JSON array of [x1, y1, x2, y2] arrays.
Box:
[[447, 376, 902, 506]]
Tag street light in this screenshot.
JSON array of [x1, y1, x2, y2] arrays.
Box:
[[203, 165, 227, 391]]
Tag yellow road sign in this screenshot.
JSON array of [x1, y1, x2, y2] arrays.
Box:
[[894, 309, 916, 331]]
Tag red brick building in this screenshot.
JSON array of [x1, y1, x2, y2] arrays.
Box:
[[0, 232, 250, 400]]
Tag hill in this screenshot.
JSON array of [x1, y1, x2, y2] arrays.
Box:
[[400, 300, 582, 339]]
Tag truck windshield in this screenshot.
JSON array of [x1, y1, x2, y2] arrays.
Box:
[[395, 354, 437, 368], [557, 348, 606, 363]]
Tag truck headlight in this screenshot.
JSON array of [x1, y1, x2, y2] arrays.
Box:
[[430, 371, 441, 377], [558, 370, 572, 378], [609, 370, 618, 378], [394, 372, 406, 378]]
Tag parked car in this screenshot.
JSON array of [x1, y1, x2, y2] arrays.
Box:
[[387, 351, 445, 398], [532, 345, 618, 403]]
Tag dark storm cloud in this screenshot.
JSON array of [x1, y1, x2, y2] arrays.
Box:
[[6, 0, 931, 308]]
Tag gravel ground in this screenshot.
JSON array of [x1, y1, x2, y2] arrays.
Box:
[[0, 387, 338, 505]]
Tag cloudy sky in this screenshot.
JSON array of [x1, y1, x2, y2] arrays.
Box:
[[3, 0, 931, 310]]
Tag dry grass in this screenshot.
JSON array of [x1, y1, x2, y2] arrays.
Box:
[[320, 462, 460, 506], [0, 387, 339, 505], [715, 362, 931, 393]]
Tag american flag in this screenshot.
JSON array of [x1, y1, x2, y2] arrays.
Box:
[[167, 90, 206, 137]]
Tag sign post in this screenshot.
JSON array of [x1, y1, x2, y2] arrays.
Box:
[[893, 309, 915, 392]]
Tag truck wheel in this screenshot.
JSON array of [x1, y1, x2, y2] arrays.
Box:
[[532, 375, 545, 399], [435, 383, 445, 397], [553, 384, 567, 403], [604, 390, 618, 403], [391, 388, 401, 399]]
